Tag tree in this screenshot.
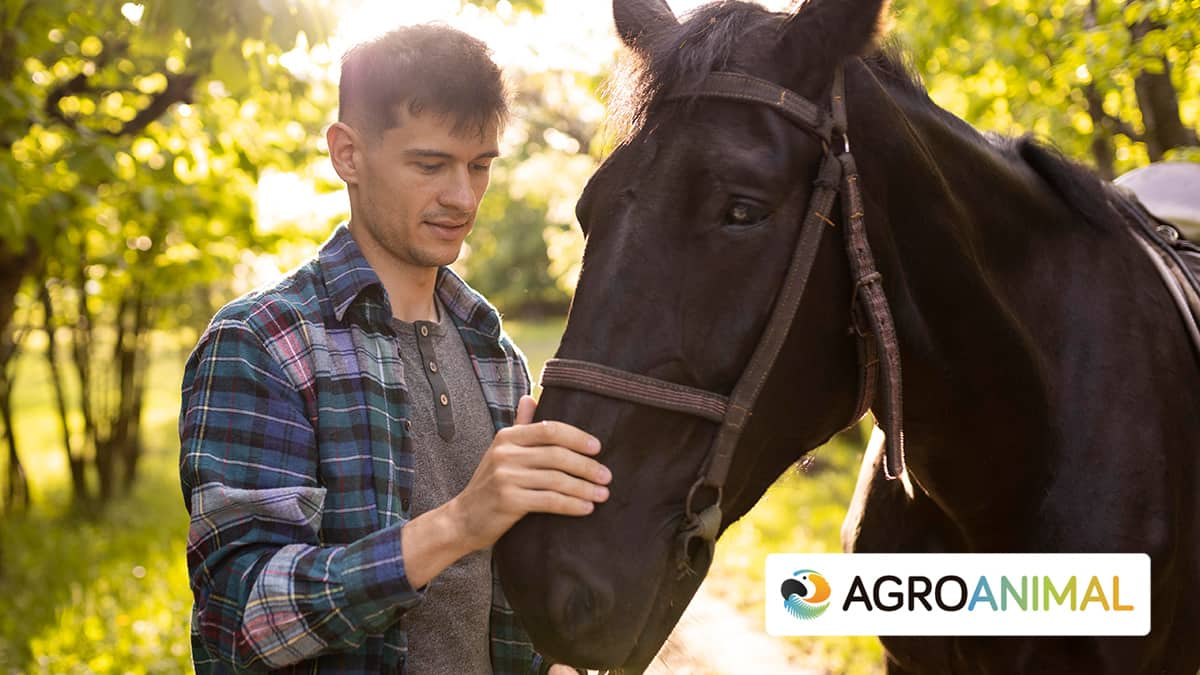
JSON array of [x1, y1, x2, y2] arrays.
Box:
[[891, 0, 1199, 178], [0, 0, 334, 510]]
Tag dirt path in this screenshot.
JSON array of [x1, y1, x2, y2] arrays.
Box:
[[640, 580, 824, 675]]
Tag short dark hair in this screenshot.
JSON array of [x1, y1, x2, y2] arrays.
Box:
[[338, 24, 508, 138]]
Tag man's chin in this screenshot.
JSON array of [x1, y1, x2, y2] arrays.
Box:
[[409, 243, 466, 269]]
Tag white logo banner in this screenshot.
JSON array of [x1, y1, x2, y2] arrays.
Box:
[[765, 553, 1150, 636]]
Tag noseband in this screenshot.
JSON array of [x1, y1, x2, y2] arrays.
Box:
[[540, 64, 906, 575]]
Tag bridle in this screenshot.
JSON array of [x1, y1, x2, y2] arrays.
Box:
[[540, 63, 906, 574]]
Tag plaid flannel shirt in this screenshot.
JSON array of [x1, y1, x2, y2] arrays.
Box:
[[179, 225, 546, 673]]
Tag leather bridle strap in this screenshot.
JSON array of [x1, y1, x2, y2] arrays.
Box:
[[541, 150, 848, 574], [542, 147, 844, 486], [539, 64, 907, 573], [674, 71, 836, 142], [539, 359, 729, 423], [839, 150, 905, 478], [831, 66, 905, 477]]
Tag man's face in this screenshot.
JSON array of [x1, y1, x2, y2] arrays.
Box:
[[355, 110, 499, 270]]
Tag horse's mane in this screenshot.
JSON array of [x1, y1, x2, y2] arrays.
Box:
[[607, 0, 1121, 233]]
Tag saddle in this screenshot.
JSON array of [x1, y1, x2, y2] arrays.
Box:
[[1115, 161, 1200, 239], [1111, 178, 1200, 361]]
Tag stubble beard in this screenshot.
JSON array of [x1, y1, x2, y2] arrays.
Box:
[[360, 193, 465, 270]]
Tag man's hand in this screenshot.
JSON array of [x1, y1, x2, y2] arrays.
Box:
[[449, 394, 611, 552], [401, 395, 610, 589], [547, 664, 581, 674]]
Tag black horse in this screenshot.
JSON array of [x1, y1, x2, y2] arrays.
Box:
[[494, 0, 1200, 672]]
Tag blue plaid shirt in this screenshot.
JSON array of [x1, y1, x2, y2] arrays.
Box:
[[179, 225, 545, 673]]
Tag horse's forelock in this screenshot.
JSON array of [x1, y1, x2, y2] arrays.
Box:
[[606, 1, 784, 140]]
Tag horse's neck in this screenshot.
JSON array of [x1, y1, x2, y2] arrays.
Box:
[[848, 63, 1179, 529]]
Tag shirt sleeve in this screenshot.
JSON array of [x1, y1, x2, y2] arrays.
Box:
[[179, 316, 424, 671]]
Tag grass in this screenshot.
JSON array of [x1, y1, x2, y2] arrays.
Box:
[[0, 317, 882, 673], [503, 316, 566, 392], [0, 333, 194, 674]]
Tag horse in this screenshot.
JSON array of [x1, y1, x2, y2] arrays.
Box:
[[493, 0, 1200, 672]]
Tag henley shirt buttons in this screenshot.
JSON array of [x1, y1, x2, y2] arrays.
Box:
[[404, 419, 413, 431], [419, 325, 429, 337], [439, 393, 449, 406], [429, 361, 438, 373]]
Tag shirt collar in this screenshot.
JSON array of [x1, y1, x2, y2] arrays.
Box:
[[435, 266, 503, 340], [318, 224, 503, 339], [318, 224, 384, 323]]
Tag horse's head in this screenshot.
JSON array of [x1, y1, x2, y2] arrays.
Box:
[[495, 0, 892, 669]]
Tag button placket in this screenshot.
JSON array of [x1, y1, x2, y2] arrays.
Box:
[[414, 320, 456, 441]]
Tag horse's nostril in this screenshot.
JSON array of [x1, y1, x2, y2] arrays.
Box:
[[551, 580, 615, 640], [568, 586, 593, 622]]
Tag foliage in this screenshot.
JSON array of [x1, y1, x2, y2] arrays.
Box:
[[890, 0, 1200, 176], [0, 0, 335, 510]]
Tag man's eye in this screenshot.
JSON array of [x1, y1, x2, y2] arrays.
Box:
[[470, 163, 492, 173], [417, 163, 442, 173], [724, 199, 771, 227]]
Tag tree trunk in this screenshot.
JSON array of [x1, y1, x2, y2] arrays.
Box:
[[1133, 62, 1197, 160], [0, 238, 40, 349], [67, 255, 111, 506], [122, 289, 151, 493], [1084, 85, 1116, 180], [1, 371, 29, 513], [40, 283, 89, 506], [111, 282, 150, 495], [1125, 6, 1198, 160], [0, 294, 32, 514], [1080, 2, 1116, 178]]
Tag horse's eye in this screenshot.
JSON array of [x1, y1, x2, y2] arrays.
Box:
[[724, 199, 771, 228]]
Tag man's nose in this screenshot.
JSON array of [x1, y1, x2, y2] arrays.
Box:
[[439, 166, 475, 213]]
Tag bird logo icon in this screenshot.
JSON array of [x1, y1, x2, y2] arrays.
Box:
[[780, 569, 831, 620]]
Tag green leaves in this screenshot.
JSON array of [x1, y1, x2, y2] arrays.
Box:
[[893, 0, 1199, 175]]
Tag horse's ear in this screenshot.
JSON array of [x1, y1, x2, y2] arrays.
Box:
[[780, 0, 891, 70], [614, 0, 679, 51]]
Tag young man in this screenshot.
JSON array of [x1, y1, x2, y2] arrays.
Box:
[[179, 24, 607, 673]]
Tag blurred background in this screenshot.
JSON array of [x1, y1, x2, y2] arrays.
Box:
[[0, 0, 1196, 672]]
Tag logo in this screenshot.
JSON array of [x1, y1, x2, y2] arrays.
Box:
[[766, 554, 1151, 636], [780, 569, 831, 620]]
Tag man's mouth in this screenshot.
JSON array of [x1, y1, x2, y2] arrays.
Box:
[[424, 220, 469, 238]]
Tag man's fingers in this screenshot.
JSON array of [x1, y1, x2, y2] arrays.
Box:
[[511, 445, 610, 485], [517, 467, 610, 503], [505, 419, 602, 457], [520, 489, 596, 517], [515, 394, 536, 425]]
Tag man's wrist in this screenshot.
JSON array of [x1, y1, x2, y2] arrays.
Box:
[[439, 496, 482, 554], [401, 503, 476, 589]]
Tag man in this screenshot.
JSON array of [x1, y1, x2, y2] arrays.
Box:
[[179, 24, 607, 673]]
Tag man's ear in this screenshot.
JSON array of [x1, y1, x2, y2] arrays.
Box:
[[327, 121, 364, 185]]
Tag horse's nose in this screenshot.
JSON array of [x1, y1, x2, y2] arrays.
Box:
[[550, 574, 615, 640]]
